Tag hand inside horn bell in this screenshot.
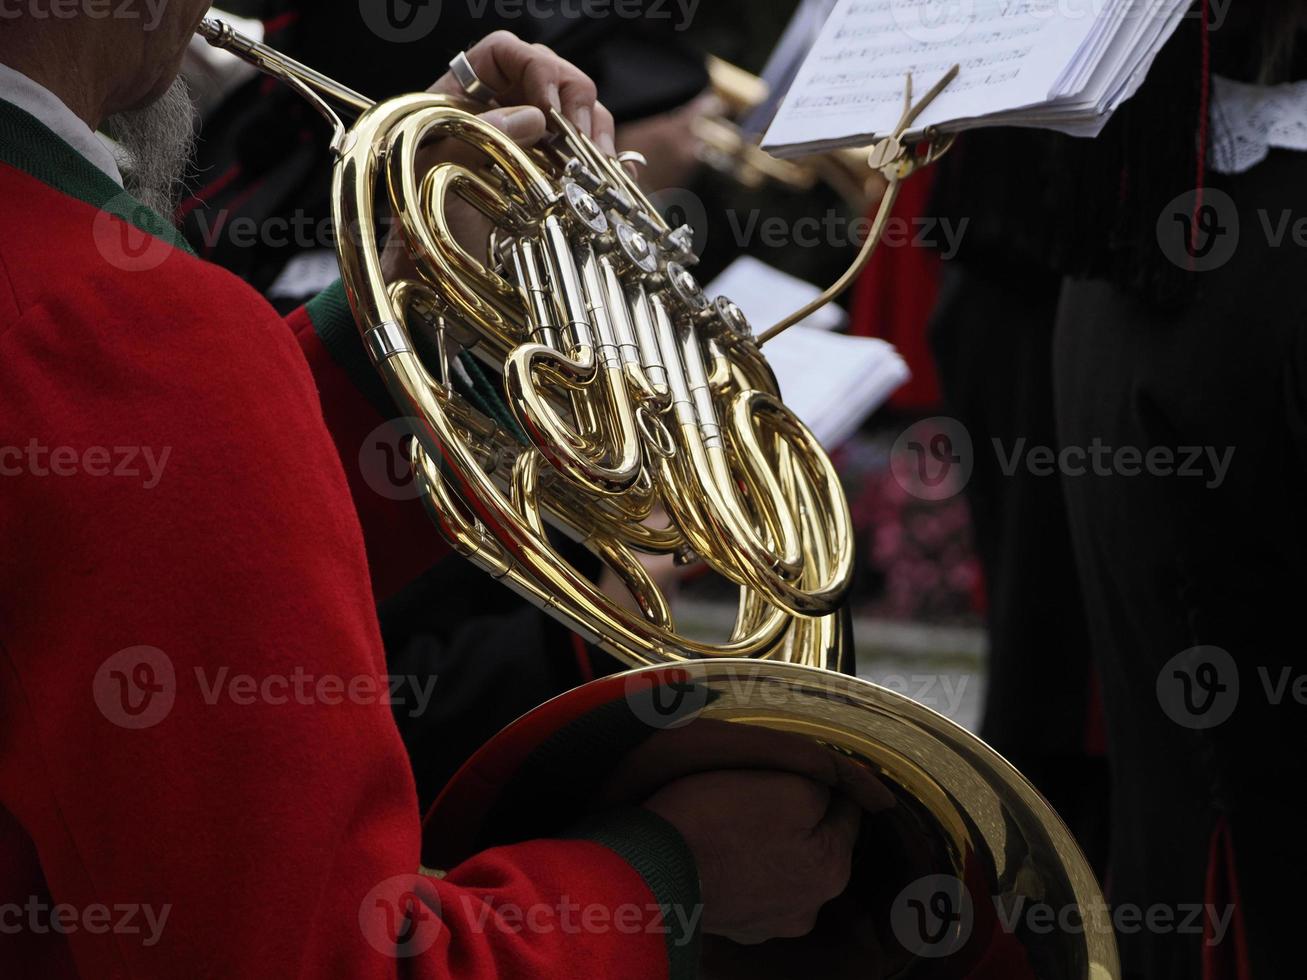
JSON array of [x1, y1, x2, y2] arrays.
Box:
[[618, 721, 897, 946]]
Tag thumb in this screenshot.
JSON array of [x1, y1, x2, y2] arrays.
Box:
[[479, 105, 548, 147]]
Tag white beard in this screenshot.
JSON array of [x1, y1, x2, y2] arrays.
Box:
[[101, 78, 197, 218]]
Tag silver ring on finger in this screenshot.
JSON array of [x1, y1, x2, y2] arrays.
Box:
[[449, 52, 501, 105]]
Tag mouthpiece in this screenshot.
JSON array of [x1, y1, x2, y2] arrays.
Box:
[[196, 17, 255, 56], [191, 16, 373, 117]]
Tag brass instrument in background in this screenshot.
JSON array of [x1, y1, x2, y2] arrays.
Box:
[[197, 19, 1118, 978], [696, 56, 886, 213]]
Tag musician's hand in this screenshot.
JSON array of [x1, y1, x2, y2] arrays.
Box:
[[428, 31, 616, 154], [644, 770, 863, 945], [598, 718, 897, 816], [381, 34, 614, 285], [616, 91, 721, 191]]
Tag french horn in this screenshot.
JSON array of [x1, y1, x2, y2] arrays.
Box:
[[696, 55, 886, 213], [196, 19, 1119, 978]]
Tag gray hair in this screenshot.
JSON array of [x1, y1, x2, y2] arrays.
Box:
[[101, 78, 197, 218]]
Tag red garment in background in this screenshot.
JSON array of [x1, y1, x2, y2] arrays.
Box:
[[1203, 817, 1251, 980], [849, 168, 942, 411]]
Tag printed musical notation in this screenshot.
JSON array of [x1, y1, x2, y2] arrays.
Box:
[[762, 0, 1135, 155]]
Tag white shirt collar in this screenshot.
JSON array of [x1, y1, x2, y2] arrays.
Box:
[[0, 61, 124, 186]]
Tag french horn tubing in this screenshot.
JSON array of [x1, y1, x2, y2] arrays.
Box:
[[196, 19, 1119, 977]]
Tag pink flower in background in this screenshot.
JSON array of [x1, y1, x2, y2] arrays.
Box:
[[842, 428, 982, 624]]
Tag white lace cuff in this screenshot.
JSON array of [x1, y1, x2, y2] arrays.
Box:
[[1209, 75, 1307, 175]]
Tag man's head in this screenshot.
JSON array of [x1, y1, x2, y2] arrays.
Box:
[[0, 0, 212, 120], [0, 1, 212, 212]]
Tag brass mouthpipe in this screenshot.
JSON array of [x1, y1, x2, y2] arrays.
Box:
[[196, 17, 373, 116]]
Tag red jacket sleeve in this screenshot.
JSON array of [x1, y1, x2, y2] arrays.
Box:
[[0, 268, 699, 979], [283, 280, 453, 601]]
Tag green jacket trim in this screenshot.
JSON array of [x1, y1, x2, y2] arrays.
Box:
[[569, 807, 703, 980], [0, 98, 194, 256]]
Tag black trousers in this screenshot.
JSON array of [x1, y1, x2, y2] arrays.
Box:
[[1054, 148, 1307, 979], [930, 261, 1110, 875]]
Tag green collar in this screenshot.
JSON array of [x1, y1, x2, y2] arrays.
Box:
[[0, 97, 194, 255]]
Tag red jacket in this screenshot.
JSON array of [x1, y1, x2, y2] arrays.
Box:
[[0, 99, 698, 979]]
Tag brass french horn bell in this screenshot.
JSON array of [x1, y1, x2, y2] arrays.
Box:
[[196, 19, 1119, 977]]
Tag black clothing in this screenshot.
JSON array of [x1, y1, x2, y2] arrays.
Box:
[[1054, 146, 1307, 979], [929, 262, 1110, 877]]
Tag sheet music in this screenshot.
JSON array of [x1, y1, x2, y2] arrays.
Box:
[[707, 256, 846, 333], [763, 327, 910, 449], [763, 0, 1099, 154], [707, 258, 909, 448], [760, 0, 1190, 156], [741, 0, 840, 138]]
